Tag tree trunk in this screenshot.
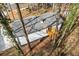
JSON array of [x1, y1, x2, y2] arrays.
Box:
[[0, 11, 4, 19], [9, 3, 15, 21], [0, 10, 24, 55], [16, 3, 32, 51]]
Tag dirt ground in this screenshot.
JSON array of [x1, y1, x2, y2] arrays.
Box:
[[8, 7, 53, 21], [64, 26, 79, 56], [50, 26, 79, 56]]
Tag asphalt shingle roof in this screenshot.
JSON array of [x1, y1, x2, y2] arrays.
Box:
[[10, 12, 63, 37]]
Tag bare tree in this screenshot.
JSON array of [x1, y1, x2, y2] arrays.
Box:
[[0, 3, 25, 55], [16, 3, 32, 52], [8, 3, 15, 21]]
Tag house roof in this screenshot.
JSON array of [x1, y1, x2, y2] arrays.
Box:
[[10, 11, 63, 37]]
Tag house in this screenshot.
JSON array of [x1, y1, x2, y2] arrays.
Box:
[[0, 11, 63, 51], [10, 11, 63, 45]]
